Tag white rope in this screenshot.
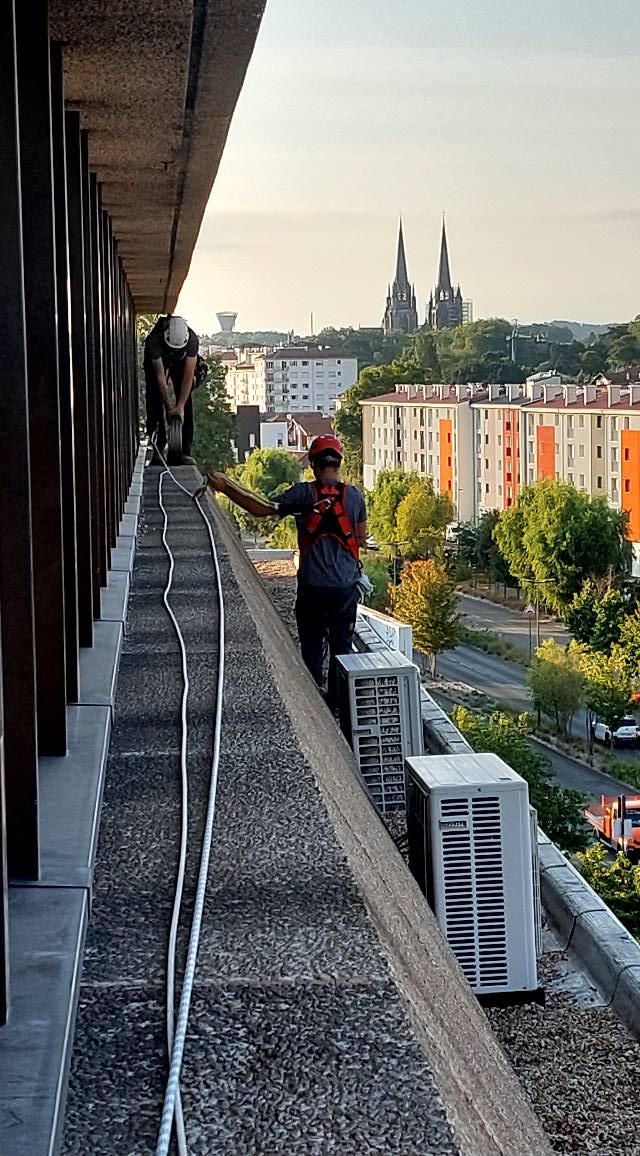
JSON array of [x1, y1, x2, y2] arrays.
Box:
[[152, 444, 226, 1156], [158, 470, 189, 1156]]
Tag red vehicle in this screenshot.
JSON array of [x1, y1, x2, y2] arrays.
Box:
[[585, 795, 640, 860]]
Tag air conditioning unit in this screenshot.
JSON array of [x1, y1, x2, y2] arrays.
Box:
[[529, 806, 543, 958], [337, 650, 423, 813], [406, 751, 540, 1000]]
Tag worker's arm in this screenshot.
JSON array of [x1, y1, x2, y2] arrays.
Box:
[[174, 355, 197, 414], [152, 357, 173, 410], [207, 470, 279, 518], [355, 491, 368, 550]]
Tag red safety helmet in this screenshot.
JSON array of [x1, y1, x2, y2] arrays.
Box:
[[308, 434, 343, 462]]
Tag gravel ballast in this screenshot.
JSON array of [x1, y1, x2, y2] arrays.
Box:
[[255, 561, 640, 1156]]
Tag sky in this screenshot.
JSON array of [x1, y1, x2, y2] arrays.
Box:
[[177, 0, 640, 335]]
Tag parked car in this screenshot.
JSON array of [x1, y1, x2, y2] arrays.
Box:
[[592, 716, 640, 747], [365, 535, 379, 551]]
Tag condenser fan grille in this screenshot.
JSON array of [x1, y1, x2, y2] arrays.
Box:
[[440, 795, 508, 988]]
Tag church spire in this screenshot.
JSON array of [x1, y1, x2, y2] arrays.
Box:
[[437, 215, 453, 293], [395, 218, 410, 289], [382, 217, 418, 334]]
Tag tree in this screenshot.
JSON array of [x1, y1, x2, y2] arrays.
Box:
[[390, 559, 458, 675], [578, 843, 640, 937], [566, 582, 629, 653], [617, 607, 640, 680], [580, 648, 634, 749], [579, 346, 608, 379], [191, 357, 236, 473], [395, 477, 452, 561], [233, 448, 301, 536], [527, 639, 584, 738], [456, 510, 514, 587], [494, 480, 631, 613], [367, 469, 417, 551], [361, 556, 391, 613], [452, 707, 588, 851]]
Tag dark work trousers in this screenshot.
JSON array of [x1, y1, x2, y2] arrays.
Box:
[[144, 360, 194, 455], [295, 581, 360, 711]]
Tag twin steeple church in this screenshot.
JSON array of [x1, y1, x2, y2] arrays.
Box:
[[383, 218, 465, 333]]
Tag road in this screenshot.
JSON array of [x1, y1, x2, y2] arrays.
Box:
[[433, 642, 640, 790], [457, 593, 570, 653]]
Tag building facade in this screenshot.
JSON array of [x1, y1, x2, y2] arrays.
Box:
[[361, 378, 640, 571], [361, 384, 478, 521], [255, 346, 357, 415], [382, 220, 418, 333]]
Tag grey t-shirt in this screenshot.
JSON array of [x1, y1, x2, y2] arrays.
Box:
[[277, 482, 366, 587]]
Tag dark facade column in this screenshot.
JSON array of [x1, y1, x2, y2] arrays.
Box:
[[16, 0, 67, 755], [0, 0, 39, 879], [0, 621, 7, 1023], [66, 112, 93, 647], [101, 211, 117, 549], [81, 138, 101, 618], [50, 42, 79, 699], [90, 177, 109, 584]]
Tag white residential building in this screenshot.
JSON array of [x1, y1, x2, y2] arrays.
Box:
[[254, 347, 357, 415]]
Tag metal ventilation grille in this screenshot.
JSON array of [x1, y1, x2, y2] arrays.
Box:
[[440, 796, 508, 988], [352, 674, 405, 812], [530, 808, 543, 957]]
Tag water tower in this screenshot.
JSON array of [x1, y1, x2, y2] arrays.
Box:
[[216, 311, 237, 333]]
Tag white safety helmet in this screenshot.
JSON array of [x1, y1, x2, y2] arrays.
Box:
[[164, 315, 189, 350]]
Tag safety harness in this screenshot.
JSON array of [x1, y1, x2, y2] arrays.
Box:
[[298, 482, 359, 563]]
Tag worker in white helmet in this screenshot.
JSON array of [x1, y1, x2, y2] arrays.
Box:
[[144, 314, 199, 463]]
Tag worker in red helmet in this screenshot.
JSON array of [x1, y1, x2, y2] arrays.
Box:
[[208, 433, 368, 712]]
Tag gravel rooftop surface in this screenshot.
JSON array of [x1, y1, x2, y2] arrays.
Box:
[[62, 482, 461, 1155], [255, 561, 640, 1156]]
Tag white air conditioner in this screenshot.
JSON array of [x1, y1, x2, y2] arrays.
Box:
[[406, 751, 539, 998], [337, 650, 423, 813], [529, 806, 543, 958]]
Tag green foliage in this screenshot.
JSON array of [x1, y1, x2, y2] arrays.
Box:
[[233, 448, 301, 536], [527, 639, 584, 738], [268, 517, 298, 549], [367, 469, 417, 550], [455, 510, 514, 586], [191, 357, 235, 473], [580, 648, 635, 736], [577, 843, 640, 938], [494, 480, 631, 612], [452, 707, 589, 851], [136, 313, 159, 344], [361, 556, 391, 612], [390, 559, 458, 675], [616, 607, 640, 680], [395, 477, 452, 561], [566, 582, 629, 653]]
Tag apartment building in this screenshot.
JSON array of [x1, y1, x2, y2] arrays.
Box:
[[361, 377, 640, 573], [256, 347, 358, 415], [361, 383, 479, 521]]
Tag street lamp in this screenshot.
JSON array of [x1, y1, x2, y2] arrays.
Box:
[[522, 577, 555, 650]]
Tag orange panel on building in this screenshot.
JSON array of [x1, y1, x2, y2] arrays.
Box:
[[536, 425, 555, 481], [503, 409, 520, 506], [439, 418, 453, 497], [621, 429, 640, 541]]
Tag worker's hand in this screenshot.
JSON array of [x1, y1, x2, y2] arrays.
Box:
[[166, 404, 184, 421], [207, 469, 226, 492]]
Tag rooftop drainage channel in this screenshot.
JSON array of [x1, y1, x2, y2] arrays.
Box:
[[0, 445, 146, 1156], [353, 618, 640, 1040]]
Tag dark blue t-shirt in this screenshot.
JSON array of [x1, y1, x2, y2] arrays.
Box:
[[277, 482, 367, 587]]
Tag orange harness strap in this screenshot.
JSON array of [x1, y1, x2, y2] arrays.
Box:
[[299, 483, 359, 563]]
